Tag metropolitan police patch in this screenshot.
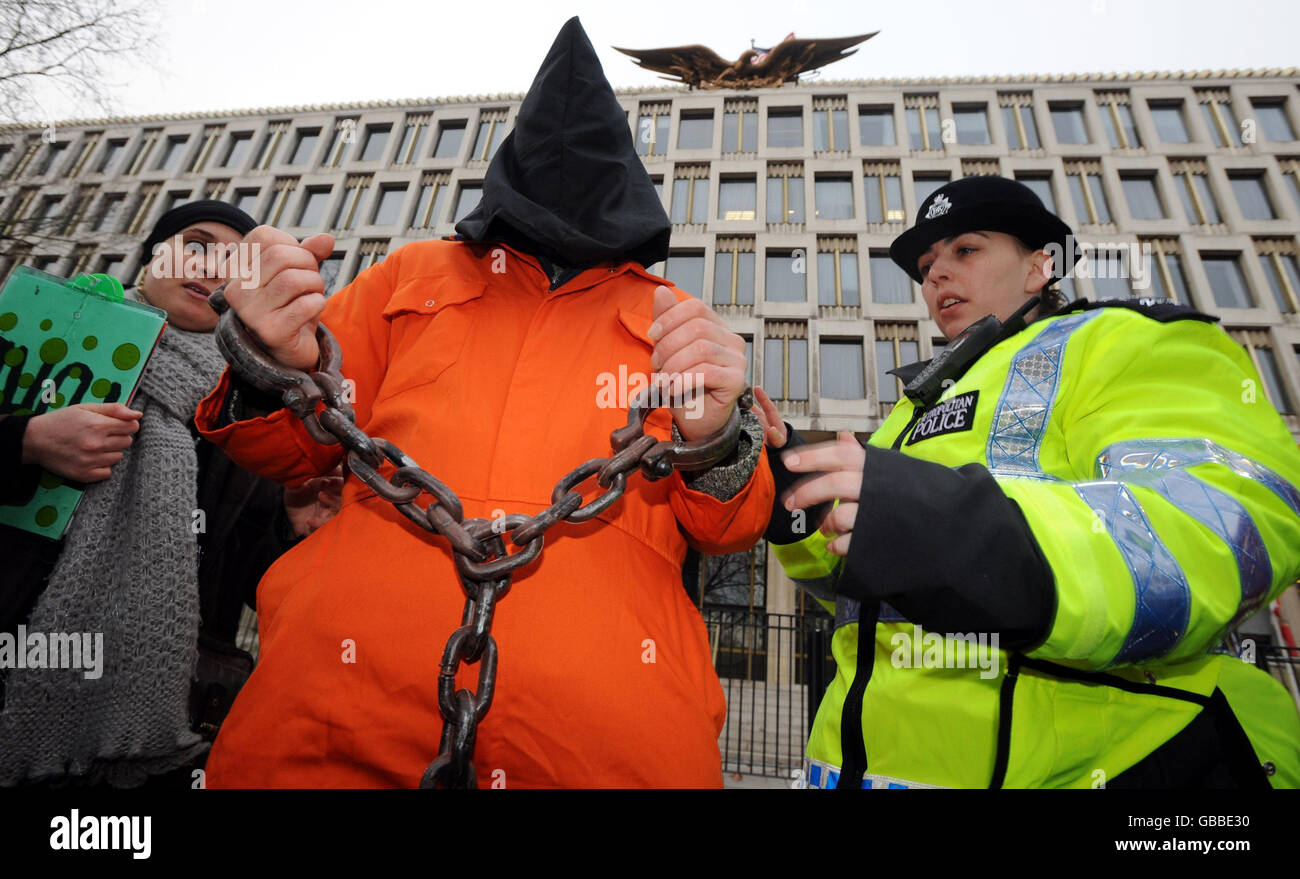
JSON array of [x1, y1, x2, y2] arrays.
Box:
[[905, 390, 979, 445]]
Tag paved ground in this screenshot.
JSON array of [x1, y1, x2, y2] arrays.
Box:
[[722, 772, 797, 789]]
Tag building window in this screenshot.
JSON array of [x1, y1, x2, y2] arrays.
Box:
[[813, 175, 853, 220], [875, 323, 920, 406], [1255, 239, 1300, 313], [66, 132, 101, 177], [858, 105, 896, 147], [1230, 329, 1294, 415], [63, 185, 98, 234], [999, 93, 1040, 149], [370, 184, 408, 227], [1201, 253, 1254, 308], [765, 249, 807, 302], [122, 129, 160, 175], [151, 135, 186, 173], [92, 192, 126, 232], [96, 254, 128, 281], [35, 141, 68, 176], [288, 128, 320, 166], [296, 187, 332, 229], [125, 184, 161, 235], [264, 177, 298, 226], [254, 121, 289, 171], [913, 173, 950, 207], [204, 179, 229, 200], [1143, 239, 1190, 304], [1228, 172, 1276, 220], [232, 188, 260, 219], [1050, 102, 1090, 145], [1149, 101, 1191, 143], [817, 238, 859, 308], [863, 163, 905, 223], [29, 194, 63, 231], [1251, 98, 1296, 142], [220, 132, 253, 169], [664, 251, 705, 299], [870, 251, 912, 304], [411, 172, 450, 229], [713, 238, 755, 305], [1120, 173, 1166, 219], [718, 176, 756, 220], [766, 164, 804, 224], [357, 124, 391, 162], [394, 114, 430, 164], [453, 183, 482, 223], [1171, 160, 1221, 225], [187, 126, 222, 173], [1015, 172, 1056, 212], [332, 175, 372, 231], [319, 251, 346, 296], [161, 189, 190, 215], [763, 322, 808, 401], [670, 165, 709, 225], [1095, 92, 1140, 148], [97, 138, 127, 174], [767, 108, 803, 148], [356, 239, 389, 274], [821, 340, 865, 398], [952, 104, 991, 145], [635, 102, 671, 156], [1281, 158, 1300, 212], [905, 95, 941, 150], [722, 99, 758, 153], [433, 120, 467, 159], [321, 118, 358, 168], [1065, 161, 1111, 224], [677, 111, 714, 149], [1197, 89, 1242, 147], [812, 98, 848, 152]]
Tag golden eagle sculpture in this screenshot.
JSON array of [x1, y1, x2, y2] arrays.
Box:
[[614, 32, 878, 90]]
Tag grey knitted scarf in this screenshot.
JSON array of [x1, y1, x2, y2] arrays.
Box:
[[0, 305, 225, 787]]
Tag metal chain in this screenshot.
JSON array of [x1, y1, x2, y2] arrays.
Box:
[[208, 286, 752, 789]]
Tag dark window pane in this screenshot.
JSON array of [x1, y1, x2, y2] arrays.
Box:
[[913, 175, 949, 207], [1017, 175, 1056, 212], [1088, 174, 1112, 223], [1253, 101, 1296, 142], [1020, 106, 1040, 148], [763, 338, 784, 397], [222, 134, 252, 168], [765, 252, 806, 302], [871, 253, 912, 303], [371, 185, 407, 226], [814, 178, 853, 219], [859, 107, 895, 146], [678, 114, 713, 149], [767, 110, 802, 147], [1202, 255, 1253, 308], [359, 125, 390, 162], [671, 178, 691, 223], [1230, 174, 1275, 220], [1150, 104, 1190, 143], [665, 253, 705, 298], [875, 340, 900, 403], [821, 342, 864, 398], [953, 106, 990, 145], [1255, 347, 1293, 414], [297, 189, 330, 228], [840, 253, 860, 307], [718, 178, 756, 220], [1050, 105, 1088, 144], [1122, 175, 1165, 219], [433, 122, 466, 159], [736, 252, 755, 304], [454, 185, 482, 223], [289, 130, 319, 165]]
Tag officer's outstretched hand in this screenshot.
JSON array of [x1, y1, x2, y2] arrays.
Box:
[[648, 286, 748, 441], [749, 385, 789, 448], [220, 226, 334, 371], [780, 431, 865, 556]]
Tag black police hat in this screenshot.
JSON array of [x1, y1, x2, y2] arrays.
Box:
[[889, 176, 1074, 284]]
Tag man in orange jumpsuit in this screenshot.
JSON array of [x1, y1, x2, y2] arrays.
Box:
[[195, 18, 773, 787]]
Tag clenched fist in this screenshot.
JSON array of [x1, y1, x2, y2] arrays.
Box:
[[220, 227, 335, 371], [21, 403, 142, 483]]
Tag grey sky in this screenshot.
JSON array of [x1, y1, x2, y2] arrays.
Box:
[[30, 0, 1300, 122]]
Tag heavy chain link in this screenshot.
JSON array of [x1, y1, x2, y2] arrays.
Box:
[[208, 286, 752, 789]]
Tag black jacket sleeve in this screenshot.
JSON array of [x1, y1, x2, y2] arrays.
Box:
[[0, 415, 42, 506], [840, 445, 1056, 651], [762, 423, 834, 546]]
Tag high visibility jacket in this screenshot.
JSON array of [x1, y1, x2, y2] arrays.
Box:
[[774, 302, 1300, 788], [195, 238, 773, 788]]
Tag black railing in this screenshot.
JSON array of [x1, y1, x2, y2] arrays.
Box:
[[703, 608, 835, 779]]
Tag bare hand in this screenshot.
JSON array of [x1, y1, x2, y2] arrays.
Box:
[[780, 432, 865, 556], [647, 286, 747, 441], [750, 385, 789, 448], [283, 466, 344, 537], [21, 403, 142, 483], [220, 226, 335, 371]]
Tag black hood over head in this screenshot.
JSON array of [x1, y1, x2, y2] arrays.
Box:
[[455, 16, 670, 269]]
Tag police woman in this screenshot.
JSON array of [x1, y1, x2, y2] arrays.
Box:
[[756, 175, 1300, 789]]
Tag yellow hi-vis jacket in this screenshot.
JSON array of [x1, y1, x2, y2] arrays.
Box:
[[773, 302, 1300, 789]]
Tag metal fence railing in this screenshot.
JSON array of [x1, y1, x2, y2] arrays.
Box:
[[703, 608, 835, 779]]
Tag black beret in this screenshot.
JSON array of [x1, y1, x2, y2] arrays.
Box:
[[138, 199, 258, 267]]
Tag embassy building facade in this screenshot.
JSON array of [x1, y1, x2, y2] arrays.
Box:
[[4, 68, 1300, 764]]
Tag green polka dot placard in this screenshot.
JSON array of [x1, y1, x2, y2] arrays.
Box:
[[0, 267, 166, 539]]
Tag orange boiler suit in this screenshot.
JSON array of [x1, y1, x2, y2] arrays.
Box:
[[195, 237, 774, 788]]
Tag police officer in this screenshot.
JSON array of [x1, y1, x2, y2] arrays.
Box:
[[755, 175, 1300, 788]]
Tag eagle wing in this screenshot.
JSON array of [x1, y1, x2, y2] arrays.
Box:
[[758, 32, 879, 77], [613, 44, 735, 84]]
